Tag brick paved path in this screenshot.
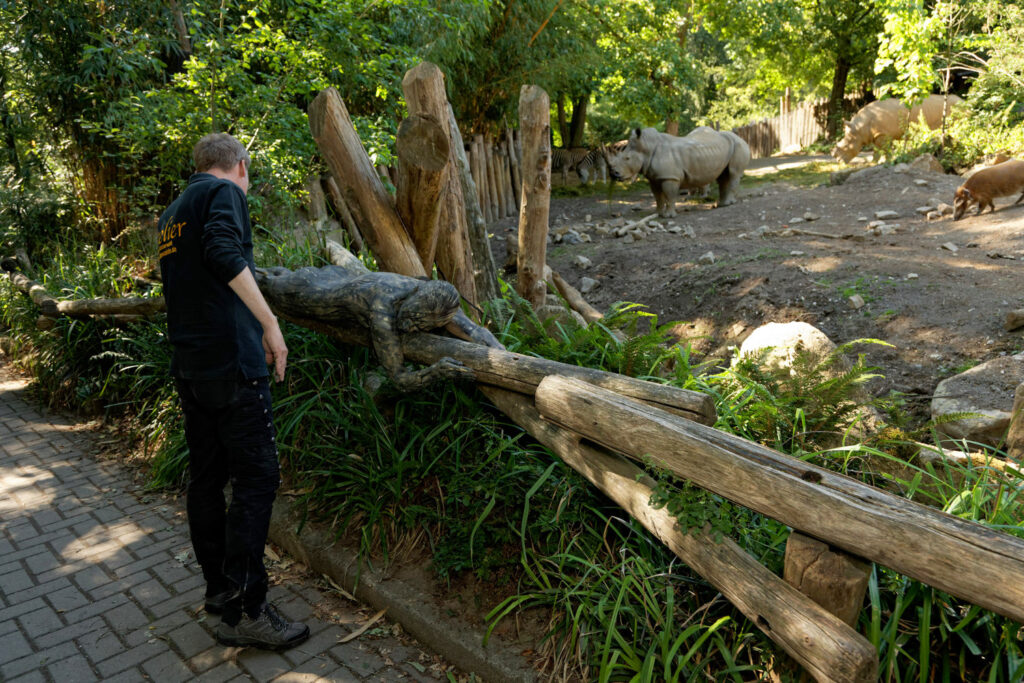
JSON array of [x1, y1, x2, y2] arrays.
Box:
[[0, 368, 445, 682]]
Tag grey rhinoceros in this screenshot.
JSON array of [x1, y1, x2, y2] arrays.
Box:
[[831, 94, 965, 164], [606, 126, 751, 217]]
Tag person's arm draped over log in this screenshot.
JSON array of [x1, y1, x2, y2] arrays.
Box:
[[255, 265, 476, 392]]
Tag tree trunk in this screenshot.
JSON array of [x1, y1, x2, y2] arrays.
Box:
[[555, 93, 569, 147], [534, 376, 1024, 625], [665, 119, 679, 136], [506, 127, 522, 206], [394, 114, 449, 271], [516, 85, 552, 309], [401, 62, 478, 306], [568, 94, 589, 148], [486, 387, 876, 683], [308, 87, 426, 278], [323, 176, 364, 254], [827, 54, 852, 138], [447, 106, 501, 305]]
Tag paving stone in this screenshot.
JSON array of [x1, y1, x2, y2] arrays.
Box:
[[17, 603, 65, 640], [7, 669, 47, 683], [77, 625, 128, 664], [0, 630, 34, 665], [168, 620, 216, 659], [46, 652, 99, 682], [331, 641, 386, 678], [95, 640, 165, 678], [199, 661, 248, 682], [33, 615, 104, 650], [0, 641, 78, 679], [141, 650, 195, 683], [0, 565, 36, 594], [46, 583, 91, 613]]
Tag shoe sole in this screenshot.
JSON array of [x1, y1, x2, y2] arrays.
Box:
[[215, 628, 310, 651], [204, 602, 225, 615]]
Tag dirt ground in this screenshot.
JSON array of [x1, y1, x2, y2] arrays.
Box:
[[491, 155, 1024, 421]]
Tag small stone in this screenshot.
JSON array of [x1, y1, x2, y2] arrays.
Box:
[[849, 294, 865, 309], [803, 212, 820, 222], [942, 242, 959, 252], [936, 203, 954, 216], [611, 211, 622, 218], [584, 214, 592, 222], [630, 230, 646, 240], [789, 217, 805, 224], [892, 163, 910, 173], [668, 226, 682, 234], [683, 226, 696, 238], [574, 255, 593, 269], [790, 250, 806, 256], [857, 216, 869, 222], [649, 221, 663, 230], [867, 220, 884, 228], [915, 206, 933, 215], [875, 210, 900, 220], [877, 225, 898, 235], [595, 225, 612, 235], [698, 251, 715, 265], [926, 211, 942, 221], [580, 277, 600, 294], [623, 235, 634, 244], [906, 273, 919, 280], [914, 179, 929, 186]]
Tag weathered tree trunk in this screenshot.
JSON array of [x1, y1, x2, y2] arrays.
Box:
[[447, 105, 501, 305], [485, 140, 501, 220], [555, 93, 569, 147], [401, 62, 478, 306], [323, 176, 364, 254], [486, 387, 877, 683], [325, 238, 368, 273], [516, 85, 552, 309], [168, 0, 192, 55], [56, 297, 165, 318], [534, 376, 1024, 625], [309, 87, 426, 277], [394, 114, 449, 271], [827, 53, 853, 138]]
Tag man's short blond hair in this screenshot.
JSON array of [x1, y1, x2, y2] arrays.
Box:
[[193, 133, 251, 173]]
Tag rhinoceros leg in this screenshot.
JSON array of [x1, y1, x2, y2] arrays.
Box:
[[651, 178, 679, 217], [717, 171, 740, 207]]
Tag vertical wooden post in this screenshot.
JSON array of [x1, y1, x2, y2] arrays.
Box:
[[305, 174, 328, 229], [473, 134, 492, 224], [446, 102, 501, 306], [506, 127, 522, 207], [500, 142, 515, 216], [784, 532, 871, 628], [394, 113, 449, 271], [485, 138, 501, 220], [516, 85, 551, 309], [401, 61, 478, 305]]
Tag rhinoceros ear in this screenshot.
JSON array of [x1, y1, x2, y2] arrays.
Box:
[[634, 127, 642, 139]]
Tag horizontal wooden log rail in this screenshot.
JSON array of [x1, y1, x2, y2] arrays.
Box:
[[535, 375, 1024, 625], [486, 386, 877, 683]]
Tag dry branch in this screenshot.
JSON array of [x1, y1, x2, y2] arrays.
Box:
[[551, 270, 602, 323]]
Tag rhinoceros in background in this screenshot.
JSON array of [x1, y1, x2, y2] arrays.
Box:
[[607, 126, 751, 217], [831, 94, 965, 164]]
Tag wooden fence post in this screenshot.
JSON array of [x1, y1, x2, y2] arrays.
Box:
[[516, 85, 551, 309]]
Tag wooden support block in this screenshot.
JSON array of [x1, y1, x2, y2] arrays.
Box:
[[784, 532, 871, 628]]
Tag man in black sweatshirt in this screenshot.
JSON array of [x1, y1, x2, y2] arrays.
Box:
[[158, 133, 308, 650]]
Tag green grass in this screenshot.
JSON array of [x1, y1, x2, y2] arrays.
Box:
[[4, 231, 1024, 681]]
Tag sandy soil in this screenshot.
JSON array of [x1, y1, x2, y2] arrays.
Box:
[[491, 156, 1024, 420]]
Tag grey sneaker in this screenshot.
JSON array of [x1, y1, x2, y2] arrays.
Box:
[[215, 602, 310, 650]]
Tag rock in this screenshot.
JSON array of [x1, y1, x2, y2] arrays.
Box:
[[736, 322, 838, 375], [876, 225, 898, 236], [789, 217, 805, 224], [594, 225, 612, 236], [630, 230, 646, 240], [574, 255, 593, 269], [892, 163, 910, 173], [668, 226, 682, 234], [942, 242, 959, 252], [683, 226, 697, 239], [562, 231, 582, 245], [915, 206, 934, 215], [875, 210, 900, 220], [931, 354, 1024, 448], [579, 277, 599, 294], [849, 294, 865, 309], [584, 214, 592, 222], [698, 251, 715, 265], [857, 216, 869, 222], [936, 203, 954, 216], [914, 179, 929, 186], [622, 235, 634, 244], [906, 273, 919, 280], [608, 217, 626, 228], [1006, 309, 1024, 332], [790, 250, 806, 256], [909, 153, 944, 173], [803, 211, 820, 222], [532, 304, 587, 336], [926, 211, 942, 221]]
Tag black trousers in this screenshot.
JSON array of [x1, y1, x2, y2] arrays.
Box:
[[175, 376, 279, 624]]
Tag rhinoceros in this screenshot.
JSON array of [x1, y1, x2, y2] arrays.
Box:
[[606, 126, 751, 217], [832, 94, 965, 164]]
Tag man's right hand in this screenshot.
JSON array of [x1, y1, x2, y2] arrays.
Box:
[[262, 322, 288, 383]]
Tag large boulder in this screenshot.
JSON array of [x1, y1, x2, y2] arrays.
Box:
[[931, 354, 1024, 448], [737, 321, 838, 374]]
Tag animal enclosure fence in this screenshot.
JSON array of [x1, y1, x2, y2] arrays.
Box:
[[733, 100, 825, 158]]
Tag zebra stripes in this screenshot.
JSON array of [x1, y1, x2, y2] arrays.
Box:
[[551, 146, 608, 185]]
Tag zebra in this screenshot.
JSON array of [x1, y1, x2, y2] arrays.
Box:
[[551, 147, 609, 186]]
